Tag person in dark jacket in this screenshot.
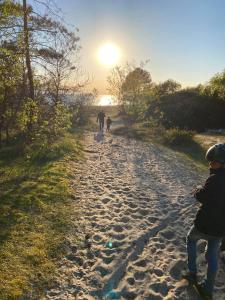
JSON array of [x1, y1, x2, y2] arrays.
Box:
[[184, 143, 225, 299], [106, 116, 112, 132], [97, 110, 105, 131]]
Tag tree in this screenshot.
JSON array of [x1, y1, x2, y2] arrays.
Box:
[[0, 0, 85, 145], [107, 64, 129, 105], [107, 63, 152, 118], [150, 79, 181, 99], [120, 67, 152, 118], [23, 0, 34, 99], [122, 67, 152, 95], [0, 40, 24, 144], [37, 25, 81, 104], [1, 0, 82, 101], [201, 70, 225, 101]]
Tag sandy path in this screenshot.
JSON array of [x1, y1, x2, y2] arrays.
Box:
[[45, 131, 225, 300]]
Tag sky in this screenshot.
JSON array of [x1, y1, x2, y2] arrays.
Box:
[[34, 0, 225, 93]]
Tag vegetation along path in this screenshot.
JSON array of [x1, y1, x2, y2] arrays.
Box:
[[45, 131, 225, 300]]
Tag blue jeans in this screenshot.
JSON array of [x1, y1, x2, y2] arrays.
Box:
[[187, 226, 222, 293]]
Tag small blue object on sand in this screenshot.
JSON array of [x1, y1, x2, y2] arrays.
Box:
[[106, 241, 113, 248]]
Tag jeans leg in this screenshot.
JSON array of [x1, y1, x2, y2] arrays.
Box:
[[204, 238, 221, 293], [187, 227, 198, 274]]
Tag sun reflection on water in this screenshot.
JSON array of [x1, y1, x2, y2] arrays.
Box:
[[96, 95, 118, 106]]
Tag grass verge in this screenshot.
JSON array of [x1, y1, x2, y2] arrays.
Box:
[[0, 131, 83, 299]]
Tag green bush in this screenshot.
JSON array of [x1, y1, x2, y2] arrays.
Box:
[[31, 135, 81, 164], [162, 128, 195, 146], [146, 90, 225, 131]]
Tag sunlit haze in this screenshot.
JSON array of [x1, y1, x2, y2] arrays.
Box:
[[95, 95, 118, 106], [39, 0, 225, 93], [97, 43, 120, 66]]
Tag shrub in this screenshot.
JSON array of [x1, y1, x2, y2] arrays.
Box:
[[146, 90, 225, 131], [162, 128, 195, 146], [30, 135, 81, 164]]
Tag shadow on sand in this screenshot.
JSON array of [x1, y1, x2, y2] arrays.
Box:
[[94, 131, 105, 143]]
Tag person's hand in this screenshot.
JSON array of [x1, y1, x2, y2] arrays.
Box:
[[191, 185, 202, 196], [190, 188, 197, 196]]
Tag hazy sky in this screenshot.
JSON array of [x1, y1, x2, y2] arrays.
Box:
[[36, 0, 225, 93]]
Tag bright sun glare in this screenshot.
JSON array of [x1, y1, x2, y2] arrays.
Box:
[[98, 95, 117, 106], [98, 43, 120, 66]]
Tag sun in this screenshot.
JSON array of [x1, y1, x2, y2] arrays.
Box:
[[97, 43, 120, 66]]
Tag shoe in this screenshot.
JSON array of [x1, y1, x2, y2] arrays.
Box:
[[195, 283, 213, 300], [181, 271, 197, 284]]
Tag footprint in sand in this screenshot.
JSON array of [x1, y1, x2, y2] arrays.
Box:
[[134, 271, 146, 281], [145, 292, 163, 300], [121, 290, 137, 300], [160, 229, 175, 241], [102, 255, 115, 265], [45, 133, 225, 300], [134, 259, 147, 268], [149, 282, 170, 297], [128, 202, 138, 209], [113, 224, 124, 233], [95, 265, 111, 278], [169, 259, 186, 280], [120, 216, 130, 223], [112, 233, 126, 241], [152, 268, 164, 277], [92, 234, 102, 243], [102, 197, 112, 204], [126, 277, 135, 286]]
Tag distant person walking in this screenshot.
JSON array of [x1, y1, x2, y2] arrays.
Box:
[[183, 143, 225, 299], [106, 116, 112, 132], [97, 110, 105, 131]]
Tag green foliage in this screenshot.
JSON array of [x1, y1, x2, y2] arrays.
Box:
[[161, 128, 195, 146], [122, 67, 152, 94], [201, 70, 225, 100], [52, 102, 72, 135], [107, 64, 152, 118], [107, 64, 130, 105], [149, 79, 182, 99], [0, 0, 81, 147], [30, 134, 82, 164], [70, 92, 96, 126], [17, 98, 39, 132], [119, 68, 151, 120], [146, 89, 225, 131], [0, 2, 86, 298]]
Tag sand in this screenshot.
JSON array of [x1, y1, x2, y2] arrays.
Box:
[[45, 131, 225, 300]]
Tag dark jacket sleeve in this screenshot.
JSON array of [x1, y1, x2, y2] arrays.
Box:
[[194, 174, 217, 204]]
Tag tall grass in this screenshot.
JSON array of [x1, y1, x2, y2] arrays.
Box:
[[161, 128, 195, 146]]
